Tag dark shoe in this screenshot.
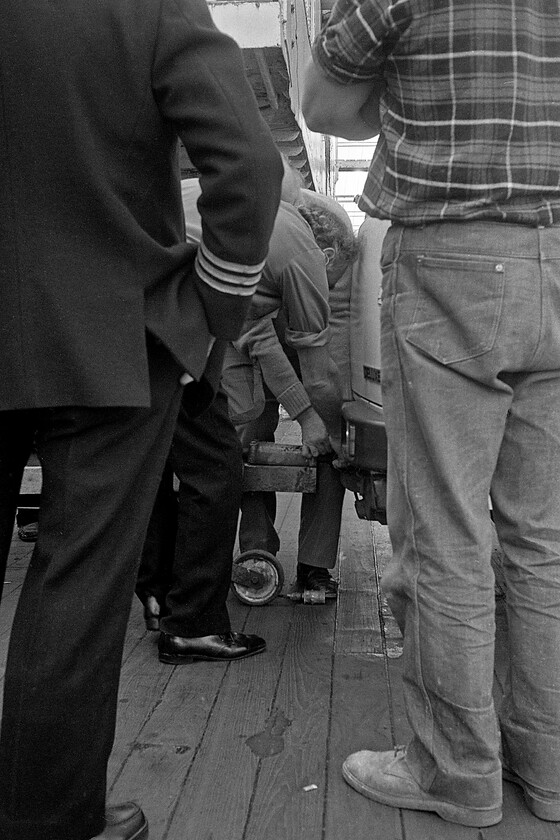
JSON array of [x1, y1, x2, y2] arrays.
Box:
[[17, 521, 39, 542], [158, 630, 266, 664], [296, 563, 338, 599], [142, 595, 162, 632], [342, 747, 502, 827], [503, 766, 560, 821], [89, 802, 148, 839]]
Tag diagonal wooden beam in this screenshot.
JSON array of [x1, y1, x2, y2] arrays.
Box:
[[253, 48, 279, 110]]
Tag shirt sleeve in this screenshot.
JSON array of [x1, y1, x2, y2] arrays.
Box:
[[312, 0, 397, 85], [279, 248, 332, 351], [327, 264, 353, 401], [234, 318, 312, 419], [153, 0, 283, 338]]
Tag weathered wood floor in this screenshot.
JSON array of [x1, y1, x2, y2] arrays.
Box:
[[1, 417, 560, 840]]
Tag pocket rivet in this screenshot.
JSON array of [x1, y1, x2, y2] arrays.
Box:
[[495, 263, 504, 272]]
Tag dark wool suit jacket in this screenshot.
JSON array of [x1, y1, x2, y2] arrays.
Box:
[[0, 0, 283, 411]]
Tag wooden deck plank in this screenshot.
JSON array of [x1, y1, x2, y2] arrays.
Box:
[[109, 653, 235, 840], [1, 427, 558, 840], [0, 540, 33, 683], [161, 599, 298, 840], [480, 782, 560, 840], [109, 597, 255, 839], [327, 505, 407, 840], [243, 603, 337, 840], [336, 512, 402, 658], [107, 627, 176, 787], [326, 652, 408, 840]]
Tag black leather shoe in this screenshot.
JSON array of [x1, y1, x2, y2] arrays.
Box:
[[142, 595, 162, 632], [89, 802, 148, 840], [296, 563, 338, 599], [17, 521, 39, 542], [158, 631, 266, 664]]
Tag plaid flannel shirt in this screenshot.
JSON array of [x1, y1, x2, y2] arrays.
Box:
[[313, 0, 560, 226]]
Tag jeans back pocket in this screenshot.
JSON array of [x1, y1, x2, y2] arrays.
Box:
[[405, 254, 505, 365]]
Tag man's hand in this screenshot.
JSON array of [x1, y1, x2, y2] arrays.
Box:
[[298, 407, 333, 459], [329, 433, 345, 460]]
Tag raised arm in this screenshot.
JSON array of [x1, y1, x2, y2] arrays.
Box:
[[302, 58, 382, 140]]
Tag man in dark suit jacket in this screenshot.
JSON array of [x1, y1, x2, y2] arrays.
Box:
[[0, 2, 282, 839]]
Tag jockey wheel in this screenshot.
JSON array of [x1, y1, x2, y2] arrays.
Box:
[[231, 549, 284, 606]]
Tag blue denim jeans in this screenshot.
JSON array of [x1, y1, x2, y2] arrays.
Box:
[[379, 220, 560, 810]]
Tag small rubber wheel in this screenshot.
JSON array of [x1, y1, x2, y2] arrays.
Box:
[[231, 550, 284, 606]]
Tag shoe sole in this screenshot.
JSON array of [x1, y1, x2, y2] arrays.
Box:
[[342, 763, 502, 827], [131, 818, 149, 840], [97, 816, 148, 840], [503, 768, 560, 821], [17, 532, 38, 542], [159, 645, 266, 665]]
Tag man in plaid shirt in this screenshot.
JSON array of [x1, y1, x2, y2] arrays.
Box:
[[303, 0, 560, 828]]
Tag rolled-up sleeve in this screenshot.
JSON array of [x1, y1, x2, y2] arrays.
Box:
[[234, 318, 313, 419], [279, 249, 332, 350], [313, 0, 390, 85]]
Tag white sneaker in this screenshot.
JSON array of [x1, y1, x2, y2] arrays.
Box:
[[342, 747, 502, 827], [503, 766, 560, 821]]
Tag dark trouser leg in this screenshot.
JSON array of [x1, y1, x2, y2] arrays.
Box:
[[0, 340, 182, 840], [237, 399, 281, 556], [297, 455, 345, 569], [159, 389, 243, 637], [238, 490, 279, 555], [136, 461, 177, 610]]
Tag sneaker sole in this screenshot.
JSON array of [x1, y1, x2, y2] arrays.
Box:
[[503, 768, 560, 821], [342, 763, 502, 827]]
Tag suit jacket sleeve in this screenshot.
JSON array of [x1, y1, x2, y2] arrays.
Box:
[[153, 0, 283, 339]]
